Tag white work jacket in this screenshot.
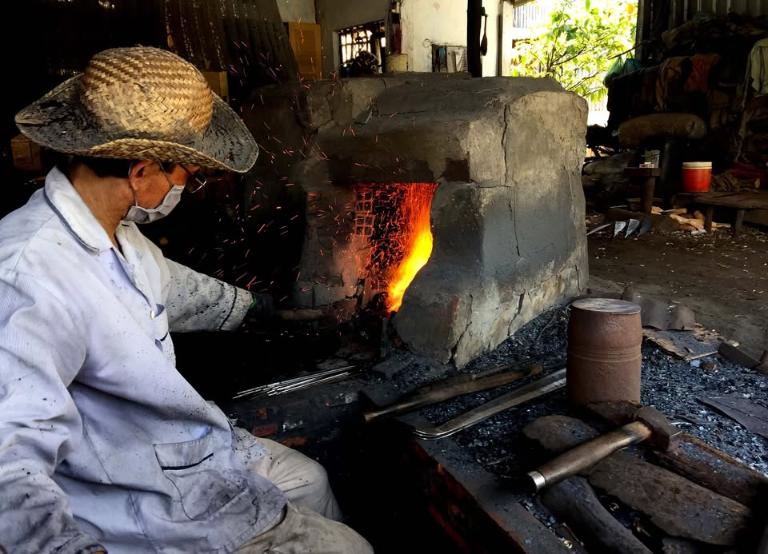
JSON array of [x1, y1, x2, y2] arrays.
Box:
[[0, 168, 285, 553]]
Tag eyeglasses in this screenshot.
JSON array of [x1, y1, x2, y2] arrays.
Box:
[[179, 165, 207, 194], [159, 162, 207, 193]]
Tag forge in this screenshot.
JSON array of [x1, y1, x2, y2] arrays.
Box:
[[248, 74, 589, 366]]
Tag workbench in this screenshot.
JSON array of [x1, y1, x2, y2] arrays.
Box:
[[675, 191, 768, 235]]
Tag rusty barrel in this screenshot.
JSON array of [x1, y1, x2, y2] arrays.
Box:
[[567, 298, 642, 407]]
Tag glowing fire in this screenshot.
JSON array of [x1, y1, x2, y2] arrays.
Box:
[[386, 184, 437, 312]]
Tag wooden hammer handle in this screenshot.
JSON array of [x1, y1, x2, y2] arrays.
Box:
[[528, 421, 652, 491]]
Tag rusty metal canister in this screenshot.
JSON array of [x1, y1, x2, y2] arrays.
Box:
[[567, 298, 642, 407]]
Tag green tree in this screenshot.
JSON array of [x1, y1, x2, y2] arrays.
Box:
[[510, 0, 637, 103]]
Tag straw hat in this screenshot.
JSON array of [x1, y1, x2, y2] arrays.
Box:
[[15, 47, 258, 173]]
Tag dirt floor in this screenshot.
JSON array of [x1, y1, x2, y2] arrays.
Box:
[[588, 225, 768, 358]]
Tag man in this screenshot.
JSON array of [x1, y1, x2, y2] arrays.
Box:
[[0, 47, 372, 553]]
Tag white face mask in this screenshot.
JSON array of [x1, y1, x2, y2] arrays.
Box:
[[124, 164, 185, 224]]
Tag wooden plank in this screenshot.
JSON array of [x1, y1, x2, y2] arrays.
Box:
[[624, 167, 662, 178], [698, 394, 768, 439], [643, 326, 719, 361], [288, 22, 322, 80], [680, 191, 768, 210], [652, 433, 768, 507]]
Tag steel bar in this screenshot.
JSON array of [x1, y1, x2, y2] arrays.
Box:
[[266, 371, 354, 395], [364, 362, 550, 423], [412, 369, 567, 440], [233, 365, 356, 399], [234, 365, 354, 395]]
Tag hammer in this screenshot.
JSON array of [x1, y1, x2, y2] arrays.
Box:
[[527, 406, 680, 491]]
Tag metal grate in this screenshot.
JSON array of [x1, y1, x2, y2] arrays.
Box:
[[337, 20, 386, 76], [354, 190, 375, 237]]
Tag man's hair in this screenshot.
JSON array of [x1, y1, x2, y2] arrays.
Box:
[[57, 155, 136, 180]]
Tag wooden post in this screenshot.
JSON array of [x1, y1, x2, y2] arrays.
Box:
[[623, 167, 660, 215], [734, 209, 745, 236], [704, 206, 714, 232], [467, 0, 482, 77], [642, 177, 655, 214]]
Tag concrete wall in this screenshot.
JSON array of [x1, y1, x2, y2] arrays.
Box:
[[275, 0, 317, 23], [315, 0, 390, 76], [401, 0, 501, 76]]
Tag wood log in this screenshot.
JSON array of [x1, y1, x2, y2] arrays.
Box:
[[586, 401, 768, 507], [589, 451, 751, 546], [661, 537, 702, 554], [541, 477, 653, 554], [618, 113, 707, 147], [524, 415, 753, 547], [652, 433, 768, 508]]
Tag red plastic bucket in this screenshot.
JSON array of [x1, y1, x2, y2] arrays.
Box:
[[682, 161, 712, 192]]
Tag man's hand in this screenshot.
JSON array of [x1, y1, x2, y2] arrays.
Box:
[[247, 293, 275, 322], [242, 293, 325, 328], [275, 308, 324, 322]]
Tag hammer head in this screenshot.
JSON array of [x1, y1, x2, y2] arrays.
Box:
[[633, 405, 680, 451]]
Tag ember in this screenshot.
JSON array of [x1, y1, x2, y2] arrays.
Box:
[[351, 182, 437, 312], [385, 184, 436, 312]]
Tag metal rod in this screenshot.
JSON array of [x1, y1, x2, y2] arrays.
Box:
[[233, 365, 357, 399], [412, 369, 567, 440], [234, 365, 355, 396], [266, 371, 353, 395], [364, 362, 549, 423]]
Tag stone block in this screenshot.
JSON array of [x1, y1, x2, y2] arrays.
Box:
[[260, 74, 588, 366]]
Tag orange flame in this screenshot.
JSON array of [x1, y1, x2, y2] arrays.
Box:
[[386, 184, 437, 312]]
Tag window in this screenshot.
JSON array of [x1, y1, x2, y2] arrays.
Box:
[[338, 21, 386, 77], [432, 45, 467, 73]]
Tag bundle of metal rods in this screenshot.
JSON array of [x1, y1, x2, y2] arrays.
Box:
[[233, 365, 358, 400]]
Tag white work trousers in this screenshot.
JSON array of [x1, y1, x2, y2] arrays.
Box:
[[236, 438, 374, 553]]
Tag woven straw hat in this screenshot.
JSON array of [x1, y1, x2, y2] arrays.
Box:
[[15, 47, 257, 173]]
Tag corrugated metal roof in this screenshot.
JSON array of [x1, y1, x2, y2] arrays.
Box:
[[13, 0, 297, 97], [670, 0, 768, 26]]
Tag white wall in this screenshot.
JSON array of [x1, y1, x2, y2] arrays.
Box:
[[482, 0, 501, 77], [275, 0, 317, 23], [313, 0, 503, 77], [401, 0, 501, 75], [500, 1, 515, 76]]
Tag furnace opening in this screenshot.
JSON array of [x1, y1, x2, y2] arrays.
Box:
[[353, 182, 437, 313]]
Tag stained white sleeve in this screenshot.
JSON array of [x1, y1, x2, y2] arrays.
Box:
[[163, 258, 252, 332], [0, 272, 101, 553]]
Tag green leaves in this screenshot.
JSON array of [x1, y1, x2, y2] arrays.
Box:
[[509, 0, 637, 103]]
